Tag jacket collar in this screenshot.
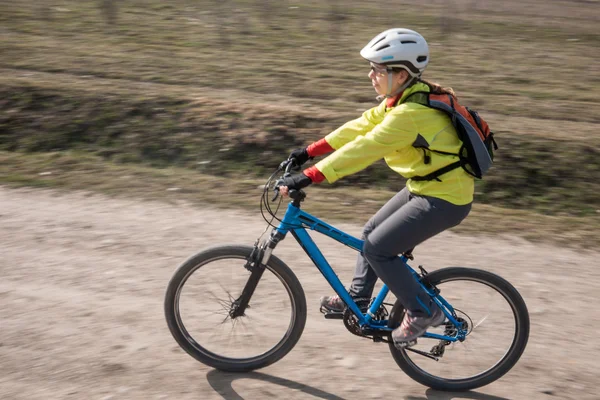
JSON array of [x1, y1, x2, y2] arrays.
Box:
[[386, 93, 403, 108], [385, 81, 430, 109]]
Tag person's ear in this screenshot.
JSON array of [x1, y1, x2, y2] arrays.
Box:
[[396, 69, 409, 84]]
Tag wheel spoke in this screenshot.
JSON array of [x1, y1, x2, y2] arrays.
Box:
[[472, 314, 489, 331], [238, 318, 261, 349], [218, 281, 236, 303], [204, 309, 229, 317], [205, 288, 232, 311]]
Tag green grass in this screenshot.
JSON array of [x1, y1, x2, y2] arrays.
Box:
[[1, 150, 598, 249], [2, 82, 598, 217]]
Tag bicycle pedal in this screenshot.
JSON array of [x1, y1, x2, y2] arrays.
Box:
[[320, 307, 344, 319], [322, 311, 344, 320]]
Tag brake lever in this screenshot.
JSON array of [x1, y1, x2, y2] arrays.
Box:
[[272, 175, 291, 202], [283, 158, 302, 173], [271, 158, 300, 203], [279, 159, 290, 170]]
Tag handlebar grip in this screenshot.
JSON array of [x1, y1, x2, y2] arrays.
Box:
[[288, 189, 306, 203]]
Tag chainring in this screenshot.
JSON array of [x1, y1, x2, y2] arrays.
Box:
[[342, 299, 389, 338]]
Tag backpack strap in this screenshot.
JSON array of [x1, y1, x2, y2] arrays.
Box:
[[404, 90, 464, 182], [402, 91, 431, 106], [409, 161, 462, 182], [489, 132, 499, 150]]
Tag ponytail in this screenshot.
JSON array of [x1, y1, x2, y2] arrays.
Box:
[[418, 78, 456, 97], [388, 68, 456, 97]]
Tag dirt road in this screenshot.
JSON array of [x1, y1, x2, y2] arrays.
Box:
[[1, 186, 598, 400]]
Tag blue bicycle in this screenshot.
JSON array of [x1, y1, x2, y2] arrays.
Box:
[[164, 160, 530, 391]]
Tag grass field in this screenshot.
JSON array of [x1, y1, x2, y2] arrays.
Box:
[[1, 0, 599, 246]]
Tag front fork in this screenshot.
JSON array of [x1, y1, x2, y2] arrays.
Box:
[[229, 229, 286, 318]]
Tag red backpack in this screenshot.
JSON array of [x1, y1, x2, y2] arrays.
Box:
[[404, 90, 498, 181]]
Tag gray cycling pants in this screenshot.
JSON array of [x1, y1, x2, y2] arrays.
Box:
[[348, 188, 471, 317]]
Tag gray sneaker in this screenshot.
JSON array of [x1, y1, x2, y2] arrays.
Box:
[[319, 295, 371, 314], [319, 295, 345, 313], [392, 306, 446, 348]]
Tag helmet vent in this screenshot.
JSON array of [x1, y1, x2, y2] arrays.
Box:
[[376, 44, 390, 51], [417, 55, 427, 62], [371, 36, 387, 48], [401, 40, 417, 44]]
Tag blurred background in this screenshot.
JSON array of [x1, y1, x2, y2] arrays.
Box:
[[2, 3, 600, 400], [1, 0, 599, 246]]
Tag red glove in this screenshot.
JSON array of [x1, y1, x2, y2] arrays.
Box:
[[303, 166, 325, 183], [307, 138, 334, 158]]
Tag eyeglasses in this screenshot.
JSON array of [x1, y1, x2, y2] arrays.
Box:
[[370, 64, 390, 77]]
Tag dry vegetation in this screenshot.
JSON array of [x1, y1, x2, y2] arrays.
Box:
[[1, 0, 599, 246]]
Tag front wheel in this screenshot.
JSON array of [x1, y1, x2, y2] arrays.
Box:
[[165, 245, 307, 372], [388, 267, 530, 391]]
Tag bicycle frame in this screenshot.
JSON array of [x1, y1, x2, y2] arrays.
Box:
[[275, 200, 464, 342]]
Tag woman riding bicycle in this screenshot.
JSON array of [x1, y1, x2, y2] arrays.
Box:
[[276, 28, 473, 348]]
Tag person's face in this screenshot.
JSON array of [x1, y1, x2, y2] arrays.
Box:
[[368, 63, 409, 96]]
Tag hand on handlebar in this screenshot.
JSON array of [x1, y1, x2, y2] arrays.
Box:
[[274, 172, 312, 198], [288, 148, 312, 167]]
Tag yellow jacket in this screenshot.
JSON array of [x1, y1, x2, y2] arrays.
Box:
[[315, 82, 474, 205]]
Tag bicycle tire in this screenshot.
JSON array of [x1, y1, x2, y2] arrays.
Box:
[[387, 267, 530, 391], [165, 245, 307, 372]]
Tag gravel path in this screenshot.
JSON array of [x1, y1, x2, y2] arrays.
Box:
[[1, 187, 598, 400]]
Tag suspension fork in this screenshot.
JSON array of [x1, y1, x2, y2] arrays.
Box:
[[229, 229, 286, 318]]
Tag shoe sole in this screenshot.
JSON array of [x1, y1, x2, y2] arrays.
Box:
[[394, 339, 417, 349]]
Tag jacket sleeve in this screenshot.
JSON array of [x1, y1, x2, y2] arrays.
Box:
[[315, 107, 418, 183], [323, 103, 385, 149]]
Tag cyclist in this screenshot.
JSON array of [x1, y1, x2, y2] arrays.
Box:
[[276, 28, 473, 348]]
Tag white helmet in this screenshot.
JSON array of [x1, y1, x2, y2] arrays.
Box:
[[360, 28, 429, 77]]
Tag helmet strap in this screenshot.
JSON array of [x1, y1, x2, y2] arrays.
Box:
[[386, 71, 394, 97], [376, 72, 418, 101]]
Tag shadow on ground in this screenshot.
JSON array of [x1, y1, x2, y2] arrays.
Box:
[[409, 389, 512, 400], [206, 370, 511, 400]]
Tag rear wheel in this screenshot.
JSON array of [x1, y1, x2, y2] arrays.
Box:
[[388, 267, 529, 391], [165, 245, 307, 372]]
